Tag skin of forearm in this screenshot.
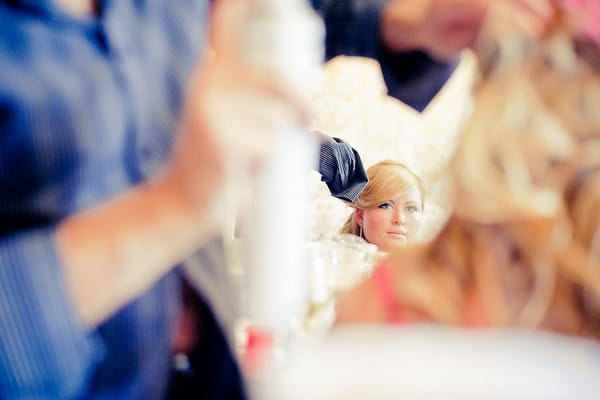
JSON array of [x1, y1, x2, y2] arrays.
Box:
[[56, 176, 217, 328]]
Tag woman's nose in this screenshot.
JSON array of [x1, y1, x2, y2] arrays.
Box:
[[392, 211, 406, 225]]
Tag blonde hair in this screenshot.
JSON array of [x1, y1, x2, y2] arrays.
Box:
[[339, 160, 424, 237]]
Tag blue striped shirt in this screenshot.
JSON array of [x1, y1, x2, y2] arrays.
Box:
[[0, 1, 207, 398]]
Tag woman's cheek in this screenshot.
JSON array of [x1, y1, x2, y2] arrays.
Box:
[[410, 212, 423, 232]]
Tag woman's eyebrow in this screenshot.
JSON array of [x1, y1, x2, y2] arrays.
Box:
[[403, 200, 420, 209]]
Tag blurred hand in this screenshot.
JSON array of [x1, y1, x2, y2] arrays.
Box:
[[486, 0, 557, 39], [163, 0, 310, 230], [56, 0, 312, 327], [381, 0, 490, 61]]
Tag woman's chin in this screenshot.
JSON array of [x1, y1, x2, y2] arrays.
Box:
[[378, 237, 409, 252]]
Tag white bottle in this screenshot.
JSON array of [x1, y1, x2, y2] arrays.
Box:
[[242, 0, 324, 337]]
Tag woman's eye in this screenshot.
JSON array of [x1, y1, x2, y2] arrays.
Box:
[[407, 206, 419, 213], [378, 202, 392, 209]]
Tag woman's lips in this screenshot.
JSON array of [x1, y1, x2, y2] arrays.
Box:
[[387, 231, 407, 238]]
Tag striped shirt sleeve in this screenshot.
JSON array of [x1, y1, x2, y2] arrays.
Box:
[[318, 136, 368, 202], [0, 229, 104, 398]]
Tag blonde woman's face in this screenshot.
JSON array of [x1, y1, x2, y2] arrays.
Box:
[[356, 187, 423, 251]]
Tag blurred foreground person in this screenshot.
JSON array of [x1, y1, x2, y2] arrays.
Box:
[[339, 160, 424, 251], [1, 0, 294, 398]]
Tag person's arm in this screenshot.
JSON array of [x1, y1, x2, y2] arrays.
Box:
[[311, 0, 487, 111], [55, 175, 215, 327], [55, 0, 309, 328]]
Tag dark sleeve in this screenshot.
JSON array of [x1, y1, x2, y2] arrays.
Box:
[[318, 137, 368, 202], [311, 0, 457, 112]]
